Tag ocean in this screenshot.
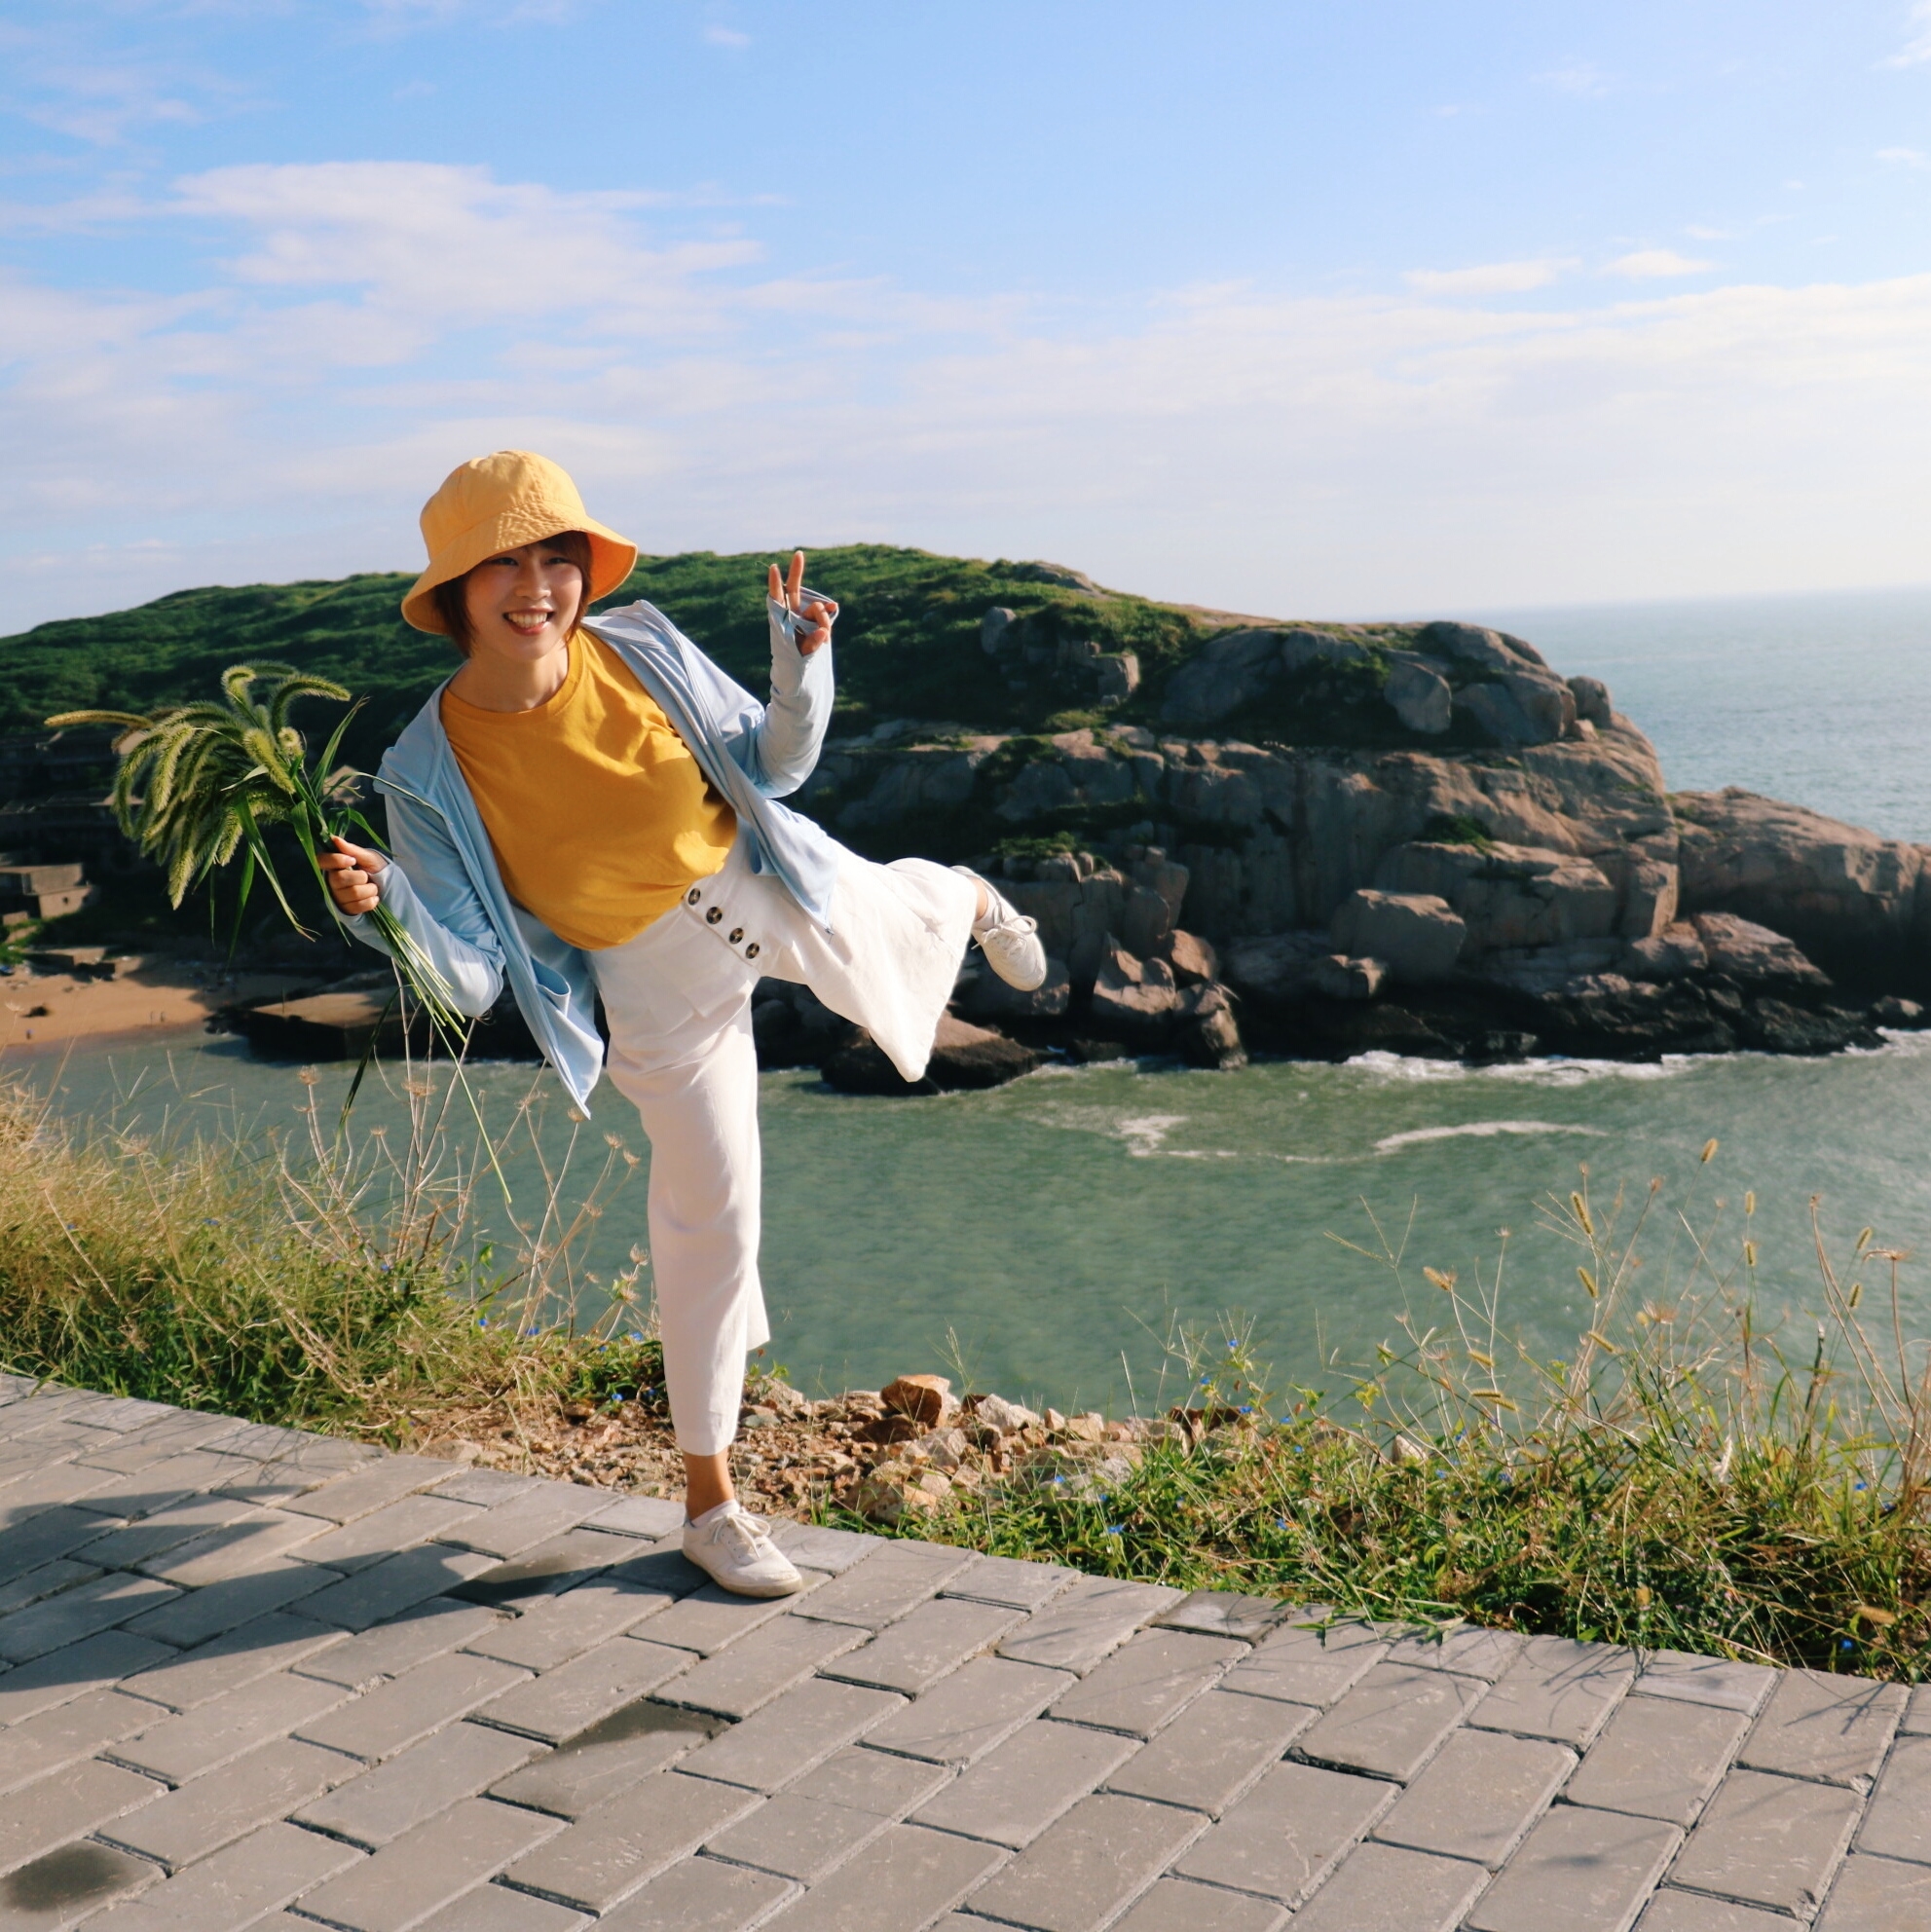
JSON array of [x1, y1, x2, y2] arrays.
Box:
[[16, 584, 1931, 1410]]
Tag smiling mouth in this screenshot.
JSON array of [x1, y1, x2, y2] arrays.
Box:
[[503, 611, 552, 635]]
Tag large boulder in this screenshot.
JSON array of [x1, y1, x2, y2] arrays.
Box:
[[1414, 619, 1550, 670], [1690, 912, 1832, 992], [959, 954, 1072, 1021], [1089, 944, 1182, 1038], [1220, 931, 1333, 1007], [1452, 670, 1576, 747], [821, 1016, 1042, 1095], [1384, 655, 1452, 734], [1374, 841, 1618, 952], [1674, 788, 1931, 991], [1330, 889, 1467, 983], [1160, 627, 1290, 725]]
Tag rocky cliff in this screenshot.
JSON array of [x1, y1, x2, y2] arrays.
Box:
[[777, 612, 1927, 1085]]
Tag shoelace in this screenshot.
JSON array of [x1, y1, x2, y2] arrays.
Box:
[[712, 1509, 770, 1559]]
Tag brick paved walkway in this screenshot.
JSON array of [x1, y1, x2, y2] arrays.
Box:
[[0, 1377, 1926, 1932]]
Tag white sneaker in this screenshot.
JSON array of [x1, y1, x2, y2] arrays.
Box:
[[954, 869, 1048, 991], [682, 1501, 804, 1598]]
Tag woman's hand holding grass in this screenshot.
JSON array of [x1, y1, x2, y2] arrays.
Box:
[[321, 836, 387, 917], [768, 549, 836, 655]]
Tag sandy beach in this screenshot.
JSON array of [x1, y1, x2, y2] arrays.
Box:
[[0, 960, 315, 1051]]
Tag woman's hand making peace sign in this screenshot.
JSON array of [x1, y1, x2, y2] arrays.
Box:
[[768, 549, 836, 655]]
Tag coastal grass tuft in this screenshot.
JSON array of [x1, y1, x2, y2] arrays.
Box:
[[839, 1171, 1931, 1679]]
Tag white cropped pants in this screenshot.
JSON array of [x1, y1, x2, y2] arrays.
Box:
[[591, 836, 977, 1457]]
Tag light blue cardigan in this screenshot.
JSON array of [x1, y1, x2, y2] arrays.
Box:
[[340, 594, 839, 1111]]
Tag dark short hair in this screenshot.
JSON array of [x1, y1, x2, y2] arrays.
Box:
[[432, 529, 595, 657]]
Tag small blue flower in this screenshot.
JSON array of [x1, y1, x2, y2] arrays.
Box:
[[1053, 1476, 1066, 1487], [1842, 1638, 1856, 1652], [1275, 1517, 1290, 1530], [1104, 1524, 1124, 1535], [1854, 1481, 1868, 1491], [477, 1317, 488, 1328]]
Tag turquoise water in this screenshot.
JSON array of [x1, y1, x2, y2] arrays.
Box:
[[15, 586, 1931, 1407]]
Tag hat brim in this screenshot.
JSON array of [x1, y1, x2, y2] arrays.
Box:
[[401, 511, 638, 635]]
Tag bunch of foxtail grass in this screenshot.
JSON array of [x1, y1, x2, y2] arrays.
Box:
[[852, 1147, 1931, 1679], [49, 666, 464, 1035]]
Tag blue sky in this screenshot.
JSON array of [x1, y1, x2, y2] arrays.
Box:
[[5, 2, 1931, 627]]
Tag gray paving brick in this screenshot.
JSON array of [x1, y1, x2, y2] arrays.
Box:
[[1384, 1624, 1528, 1682], [77, 1822, 358, 1931], [822, 1596, 1022, 1695], [626, 1578, 805, 1656], [1048, 1627, 1244, 1737], [125, 1609, 346, 1711], [427, 1468, 541, 1507], [1109, 1878, 1287, 1932], [1857, 1731, 1931, 1863], [763, 1519, 886, 1576], [488, 1700, 724, 1818], [206, 1421, 378, 1468], [280, 1454, 464, 1524], [72, 1491, 264, 1569], [1635, 1650, 1778, 1714], [1294, 1660, 1485, 1781], [966, 1791, 1204, 1931], [603, 1536, 710, 1597], [0, 1629, 175, 1727], [462, 1579, 673, 1672], [1155, 1590, 1290, 1644], [1817, 1851, 1931, 1930], [113, 1669, 350, 1782], [1104, 1686, 1311, 1816], [1466, 1804, 1683, 1932], [655, 1613, 862, 1719], [70, 1451, 262, 1520], [1470, 1635, 1637, 1747], [1372, 1726, 1575, 1864], [1670, 1766, 1861, 1914], [290, 1495, 483, 1576], [789, 1745, 951, 1818], [292, 1596, 501, 1688], [677, 1677, 903, 1791], [292, 1795, 565, 1932], [1218, 1614, 1390, 1708], [759, 1823, 1006, 1932], [1904, 1685, 1931, 1735], [0, 1460, 121, 1519], [592, 1856, 793, 1931], [912, 1717, 1138, 1849], [996, 1578, 1184, 1676], [0, 1505, 133, 1588], [582, 1494, 686, 1541], [100, 1737, 353, 1870], [941, 1553, 1079, 1612], [0, 1757, 163, 1878], [1737, 1668, 1907, 1785], [476, 1637, 688, 1744], [0, 1687, 167, 1797], [432, 1482, 611, 1559], [124, 1558, 337, 1648], [1635, 1892, 1794, 1931], [790, 1540, 976, 1630], [0, 1558, 102, 1616], [1291, 1839, 1491, 1932], [414, 1885, 589, 1932], [0, 1839, 159, 1930], [72, 1411, 245, 1474], [298, 1649, 532, 1762], [137, 1513, 330, 1588], [0, 1571, 180, 1663], [452, 1527, 653, 1610], [1173, 1760, 1392, 1906], [861, 1654, 1074, 1765], [297, 1718, 546, 1846], [1566, 1693, 1751, 1827], [705, 1792, 894, 1881], [501, 1769, 758, 1913], [297, 1542, 499, 1630]]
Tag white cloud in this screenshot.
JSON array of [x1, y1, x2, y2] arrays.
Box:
[[704, 24, 751, 49], [1536, 62, 1613, 96], [1404, 259, 1572, 296], [1882, 1, 1931, 66], [10, 161, 1931, 629], [1877, 145, 1930, 168], [1605, 249, 1713, 279]]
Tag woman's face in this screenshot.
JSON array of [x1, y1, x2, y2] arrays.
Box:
[[461, 539, 584, 665]]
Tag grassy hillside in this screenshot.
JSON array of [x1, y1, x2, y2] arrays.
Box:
[[0, 546, 1262, 775]]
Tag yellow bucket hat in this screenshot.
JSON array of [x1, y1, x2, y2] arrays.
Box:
[[400, 449, 639, 635]]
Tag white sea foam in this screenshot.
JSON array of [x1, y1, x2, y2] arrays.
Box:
[[1374, 1120, 1609, 1155]]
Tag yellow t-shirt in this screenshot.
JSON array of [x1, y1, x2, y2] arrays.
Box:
[[439, 634, 737, 950]]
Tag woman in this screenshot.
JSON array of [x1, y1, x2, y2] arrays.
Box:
[[320, 449, 1044, 1597]]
